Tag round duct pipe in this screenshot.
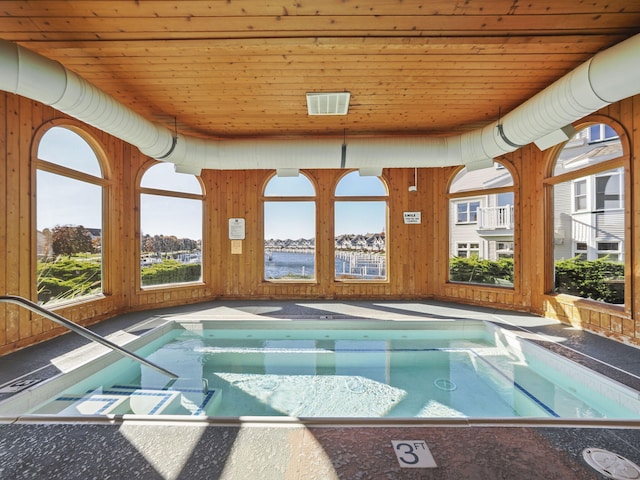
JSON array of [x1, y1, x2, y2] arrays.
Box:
[[0, 35, 639, 174]]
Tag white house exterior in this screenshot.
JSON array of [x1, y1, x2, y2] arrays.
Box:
[[449, 164, 514, 261], [552, 125, 624, 263], [449, 124, 624, 266]]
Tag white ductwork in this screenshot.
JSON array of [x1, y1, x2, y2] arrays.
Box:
[[1, 34, 639, 174]]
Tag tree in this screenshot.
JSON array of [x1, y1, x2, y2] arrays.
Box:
[[51, 225, 94, 257]]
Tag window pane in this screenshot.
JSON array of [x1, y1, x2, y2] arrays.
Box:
[[553, 123, 622, 176], [264, 202, 315, 280], [38, 127, 102, 177], [604, 125, 618, 140], [335, 171, 387, 196], [497, 193, 513, 207], [140, 194, 202, 286], [335, 201, 386, 280], [469, 202, 480, 222], [449, 162, 513, 194], [595, 173, 621, 210], [36, 171, 102, 305], [589, 125, 601, 142], [141, 162, 201, 194], [574, 180, 587, 211], [457, 203, 468, 223], [449, 163, 514, 287], [264, 174, 315, 197], [552, 125, 624, 304]]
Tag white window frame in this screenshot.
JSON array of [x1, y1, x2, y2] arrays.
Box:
[[456, 200, 481, 224], [456, 242, 480, 258]]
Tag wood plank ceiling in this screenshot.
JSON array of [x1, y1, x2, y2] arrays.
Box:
[[1, 1, 640, 140]]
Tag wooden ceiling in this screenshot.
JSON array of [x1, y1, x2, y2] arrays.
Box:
[[1, 1, 640, 140]]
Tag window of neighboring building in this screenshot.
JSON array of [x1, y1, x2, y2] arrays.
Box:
[[448, 162, 515, 287], [597, 242, 621, 261], [496, 241, 514, 259], [589, 124, 618, 143], [574, 242, 588, 260], [334, 171, 387, 281], [573, 180, 587, 212], [36, 126, 106, 305], [456, 242, 480, 258], [549, 123, 625, 305], [263, 173, 316, 281], [595, 171, 622, 211], [139, 162, 203, 287], [456, 201, 480, 223]]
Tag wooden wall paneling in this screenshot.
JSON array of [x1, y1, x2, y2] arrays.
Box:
[[431, 167, 450, 299], [209, 169, 225, 295], [27, 101, 47, 337], [113, 140, 130, 306], [0, 93, 7, 346], [224, 171, 239, 296], [240, 169, 255, 296], [313, 169, 330, 298], [403, 167, 421, 296], [245, 170, 263, 297], [1, 1, 636, 142], [231, 170, 245, 296], [513, 147, 535, 311], [615, 100, 635, 330], [627, 95, 640, 343], [200, 169, 215, 294], [533, 144, 549, 313], [102, 131, 119, 303], [396, 168, 416, 296], [386, 169, 402, 296], [628, 95, 640, 338], [2, 92, 640, 351], [5, 95, 22, 344], [415, 168, 433, 296], [123, 141, 142, 306], [3, 1, 638, 19]]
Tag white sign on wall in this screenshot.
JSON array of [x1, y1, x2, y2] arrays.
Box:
[[403, 211, 422, 224], [228, 218, 246, 240]]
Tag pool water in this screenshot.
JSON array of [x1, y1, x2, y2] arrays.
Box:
[[3, 320, 640, 419]]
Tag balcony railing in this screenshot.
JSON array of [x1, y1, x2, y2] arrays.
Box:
[[477, 205, 514, 230]]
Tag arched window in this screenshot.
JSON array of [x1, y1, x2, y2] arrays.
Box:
[[548, 123, 625, 305], [139, 163, 203, 287], [448, 162, 515, 286], [263, 173, 316, 281], [334, 171, 387, 281], [36, 126, 106, 305]]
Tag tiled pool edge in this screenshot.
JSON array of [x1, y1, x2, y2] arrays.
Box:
[[3, 414, 640, 429]]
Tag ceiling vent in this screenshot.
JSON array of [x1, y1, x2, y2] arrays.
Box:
[[306, 92, 351, 115]]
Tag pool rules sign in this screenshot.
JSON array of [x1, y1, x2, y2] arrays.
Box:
[[229, 218, 245, 255], [403, 211, 421, 224], [391, 440, 437, 468]]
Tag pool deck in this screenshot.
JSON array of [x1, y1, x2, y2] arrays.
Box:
[[1, 299, 640, 479]]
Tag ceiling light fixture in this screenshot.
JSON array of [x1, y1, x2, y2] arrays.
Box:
[[306, 92, 351, 115]]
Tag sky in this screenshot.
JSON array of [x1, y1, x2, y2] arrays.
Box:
[[37, 127, 387, 241]]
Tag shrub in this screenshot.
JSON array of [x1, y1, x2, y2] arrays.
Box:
[[141, 260, 201, 286], [554, 257, 624, 304], [449, 256, 513, 286], [37, 257, 101, 304]]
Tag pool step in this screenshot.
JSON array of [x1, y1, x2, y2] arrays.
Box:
[[107, 384, 221, 416], [38, 384, 220, 416]]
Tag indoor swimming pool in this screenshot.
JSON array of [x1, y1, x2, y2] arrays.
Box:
[[1, 319, 639, 419]]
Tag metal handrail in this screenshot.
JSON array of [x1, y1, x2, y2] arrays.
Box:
[[0, 295, 178, 379]]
